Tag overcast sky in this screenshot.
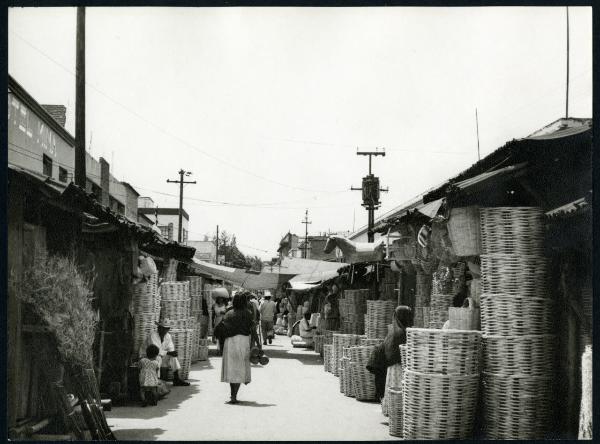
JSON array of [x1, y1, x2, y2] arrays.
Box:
[[8, 7, 592, 260]]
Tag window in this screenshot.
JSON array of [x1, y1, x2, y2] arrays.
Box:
[[183, 229, 188, 244], [42, 154, 53, 177], [58, 167, 68, 183], [168, 223, 174, 241], [159, 225, 169, 238]]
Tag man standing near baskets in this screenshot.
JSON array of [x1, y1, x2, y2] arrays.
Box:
[[140, 319, 190, 387]]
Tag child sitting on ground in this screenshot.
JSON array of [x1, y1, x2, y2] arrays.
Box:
[[138, 344, 161, 407]]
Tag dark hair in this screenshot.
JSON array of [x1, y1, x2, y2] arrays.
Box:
[[232, 292, 248, 310], [146, 344, 160, 359], [304, 312, 311, 321]]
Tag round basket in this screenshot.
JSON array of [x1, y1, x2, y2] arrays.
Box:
[[480, 207, 544, 256], [342, 356, 355, 397], [347, 345, 375, 363], [160, 281, 190, 300], [482, 372, 555, 439], [314, 335, 324, 355], [480, 293, 555, 336], [429, 291, 453, 329], [360, 338, 384, 347], [403, 370, 480, 439], [480, 254, 548, 298], [406, 328, 481, 375], [448, 206, 482, 256], [323, 344, 333, 373], [366, 301, 396, 339], [133, 313, 157, 355], [323, 330, 339, 345], [165, 328, 194, 380], [332, 334, 363, 377], [388, 387, 404, 438], [349, 361, 377, 401], [482, 335, 556, 376]]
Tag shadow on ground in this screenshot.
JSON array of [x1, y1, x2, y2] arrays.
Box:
[[107, 383, 201, 420], [226, 400, 276, 407], [112, 427, 165, 440]]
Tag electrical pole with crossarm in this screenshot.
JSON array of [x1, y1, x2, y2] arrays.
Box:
[[166, 169, 196, 243], [301, 209, 312, 259], [351, 148, 388, 243]]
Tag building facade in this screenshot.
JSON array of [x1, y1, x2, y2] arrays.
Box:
[[137, 200, 189, 243]]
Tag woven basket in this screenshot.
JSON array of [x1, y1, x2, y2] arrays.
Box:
[[166, 328, 194, 380], [482, 335, 556, 376], [399, 344, 407, 370], [429, 291, 453, 329], [323, 330, 338, 345], [339, 357, 354, 396], [332, 334, 363, 377], [448, 297, 480, 331], [160, 281, 189, 299], [403, 370, 480, 439], [406, 328, 481, 375], [448, 207, 482, 256], [480, 293, 554, 336], [388, 387, 403, 438], [349, 361, 377, 401], [133, 313, 158, 356], [186, 276, 204, 313], [160, 299, 192, 323], [314, 335, 324, 355], [480, 254, 548, 298], [366, 300, 396, 339], [480, 207, 544, 256], [197, 346, 209, 361], [360, 338, 383, 347], [323, 345, 333, 373], [482, 372, 555, 439]]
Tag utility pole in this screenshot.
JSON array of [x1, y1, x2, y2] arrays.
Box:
[[166, 169, 196, 243], [74, 6, 86, 188], [475, 108, 481, 161], [351, 148, 388, 243], [301, 209, 312, 259], [216, 225, 219, 264]]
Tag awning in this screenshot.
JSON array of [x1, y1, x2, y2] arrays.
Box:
[[449, 162, 528, 196], [188, 259, 295, 290], [287, 269, 341, 291], [323, 236, 385, 263], [545, 195, 591, 220], [372, 198, 444, 234]]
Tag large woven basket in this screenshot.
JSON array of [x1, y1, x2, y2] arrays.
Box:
[[366, 300, 396, 339], [480, 293, 555, 336], [480, 207, 544, 256], [314, 334, 324, 355], [339, 357, 354, 396], [186, 276, 204, 313], [332, 334, 363, 377], [448, 206, 482, 256], [429, 291, 454, 329], [360, 338, 384, 347], [133, 313, 158, 356], [480, 254, 548, 298], [349, 362, 377, 401], [482, 335, 556, 376], [482, 372, 554, 439], [388, 387, 403, 438], [406, 328, 481, 375], [166, 328, 194, 380], [382, 362, 403, 413], [323, 330, 338, 345], [323, 345, 333, 373], [403, 370, 480, 439], [399, 344, 407, 370]]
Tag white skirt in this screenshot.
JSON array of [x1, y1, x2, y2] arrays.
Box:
[[221, 334, 251, 384]]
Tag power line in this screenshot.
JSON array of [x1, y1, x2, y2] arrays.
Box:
[[9, 31, 349, 194]]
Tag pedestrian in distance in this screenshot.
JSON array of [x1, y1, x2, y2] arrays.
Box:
[[259, 294, 277, 345], [214, 292, 261, 404], [366, 305, 412, 400], [138, 344, 161, 407]]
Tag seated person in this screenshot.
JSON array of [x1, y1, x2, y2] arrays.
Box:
[[138, 344, 160, 407], [291, 312, 317, 347]]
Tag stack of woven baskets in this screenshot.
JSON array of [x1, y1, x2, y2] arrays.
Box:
[[313, 334, 324, 355], [366, 300, 396, 339], [384, 345, 405, 438], [186, 276, 203, 362], [413, 272, 432, 328], [339, 290, 368, 335], [403, 328, 482, 439], [339, 347, 354, 397], [160, 281, 194, 380], [479, 207, 555, 439], [348, 345, 378, 401], [131, 273, 161, 357], [332, 334, 362, 377], [323, 344, 334, 373], [429, 265, 454, 329]]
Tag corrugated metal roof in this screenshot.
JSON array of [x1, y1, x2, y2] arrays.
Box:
[[545, 196, 590, 219], [524, 118, 592, 140]]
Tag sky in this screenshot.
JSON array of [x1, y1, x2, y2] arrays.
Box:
[[8, 7, 593, 261]]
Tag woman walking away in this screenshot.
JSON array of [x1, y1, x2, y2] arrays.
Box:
[[214, 292, 261, 404], [366, 306, 412, 400]]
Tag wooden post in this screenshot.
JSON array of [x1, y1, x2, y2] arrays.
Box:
[[75, 6, 86, 188]]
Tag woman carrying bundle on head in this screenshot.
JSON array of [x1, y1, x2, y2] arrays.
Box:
[[366, 306, 413, 400], [214, 291, 262, 404]]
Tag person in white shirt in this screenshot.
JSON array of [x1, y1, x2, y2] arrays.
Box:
[[259, 295, 277, 345], [139, 319, 190, 386]]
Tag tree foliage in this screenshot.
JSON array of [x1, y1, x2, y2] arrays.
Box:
[[211, 230, 263, 271]]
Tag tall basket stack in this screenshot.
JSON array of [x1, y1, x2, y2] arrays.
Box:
[[413, 272, 432, 328], [479, 207, 555, 439], [323, 344, 334, 373], [340, 347, 355, 397], [131, 276, 161, 357], [339, 290, 368, 335], [332, 334, 362, 377], [403, 328, 482, 440], [429, 265, 454, 329], [160, 281, 194, 380], [366, 300, 396, 339], [348, 345, 378, 401], [187, 276, 204, 362]]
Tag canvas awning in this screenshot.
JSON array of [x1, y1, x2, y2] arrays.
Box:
[[323, 236, 386, 264], [287, 269, 342, 291], [188, 258, 295, 290]]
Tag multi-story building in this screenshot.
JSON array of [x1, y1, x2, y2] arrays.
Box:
[[186, 240, 217, 262], [8, 75, 139, 219], [137, 196, 189, 243], [277, 232, 300, 258], [278, 231, 348, 261]]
